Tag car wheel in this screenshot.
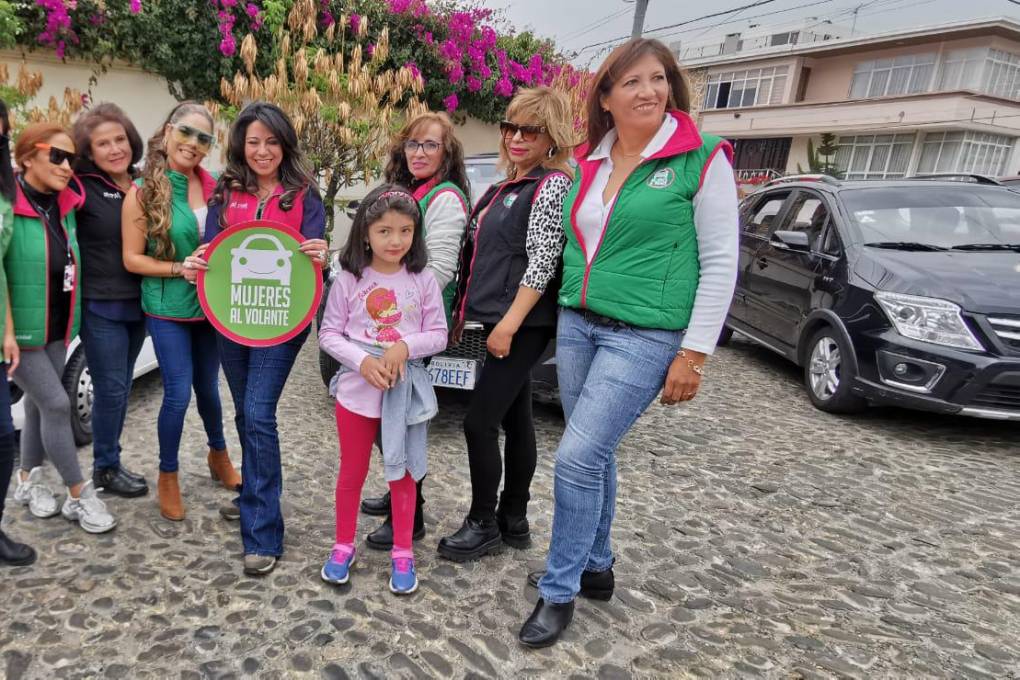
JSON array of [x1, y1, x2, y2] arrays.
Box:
[[803, 328, 866, 414], [63, 348, 94, 446], [717, 324, 734, 347]]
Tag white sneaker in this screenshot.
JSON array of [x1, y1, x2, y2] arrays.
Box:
[[13, 467, 61, 518], [62, 481, 117, 534]]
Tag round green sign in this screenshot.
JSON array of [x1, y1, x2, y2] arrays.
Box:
[[198, 220, 323, 347]]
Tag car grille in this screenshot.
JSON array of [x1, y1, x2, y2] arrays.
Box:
[[441, 323, 489, 363], [987, 316, 1020, 353], [969, 384, 1020, 410]]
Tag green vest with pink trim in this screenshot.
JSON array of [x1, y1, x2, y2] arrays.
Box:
[[416, 180, 468, 320], [559, 113, 730, 330]]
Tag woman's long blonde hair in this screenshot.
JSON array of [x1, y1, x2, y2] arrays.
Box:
[[499, 87, 575, 181], [139, 101, 213, 261]]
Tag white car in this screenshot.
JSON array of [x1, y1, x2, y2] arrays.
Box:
[[230, 233, 293, 286], [11, 335, 159, 446]]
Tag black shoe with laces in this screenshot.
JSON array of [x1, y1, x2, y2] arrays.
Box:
[[437, 517, 502, 562]]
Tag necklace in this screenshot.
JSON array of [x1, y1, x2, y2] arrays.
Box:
[[611, 142, 643, 160], [256, 182, 279, 200]]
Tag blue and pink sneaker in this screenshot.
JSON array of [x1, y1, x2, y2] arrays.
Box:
[[389, 557, 418, 595], [321, 546, 356, 585]]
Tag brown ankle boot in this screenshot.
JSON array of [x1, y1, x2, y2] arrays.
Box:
[[207, 448, 241, 491], [157, 471, 185, 521]]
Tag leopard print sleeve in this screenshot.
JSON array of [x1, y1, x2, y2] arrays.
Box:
[[521, 173, 572, 293]]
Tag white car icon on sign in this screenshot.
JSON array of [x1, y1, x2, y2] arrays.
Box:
[[230, 233, 293, 286]]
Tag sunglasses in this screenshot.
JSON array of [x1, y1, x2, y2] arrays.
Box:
[[171, 124, 214, 151], [499, 121, 547, 142], [34, 143, 77, 167], [404, 140, 442, 155]]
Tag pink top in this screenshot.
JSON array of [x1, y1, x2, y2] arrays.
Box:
[[318, 266, 448, 417]]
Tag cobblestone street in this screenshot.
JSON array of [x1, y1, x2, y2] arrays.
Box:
[[2, 334, 1019, 679]]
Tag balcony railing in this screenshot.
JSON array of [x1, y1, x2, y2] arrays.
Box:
[[734, 168, 784, 184]]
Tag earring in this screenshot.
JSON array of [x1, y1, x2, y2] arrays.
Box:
[[364, 242, 371, 251], [546, 146, 557, 159]]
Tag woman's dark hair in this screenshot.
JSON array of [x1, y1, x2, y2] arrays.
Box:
[[586, 38, 691, 151], [0, 99, 14, 202], [339, 183, 426, 278], [383, 112, 470, 202], [70, 102, 144, 174], [213, 101, 318, 216]]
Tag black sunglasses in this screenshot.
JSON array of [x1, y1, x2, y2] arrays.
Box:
[[34, 143, 77, 167], [499, 121, 548, 142]]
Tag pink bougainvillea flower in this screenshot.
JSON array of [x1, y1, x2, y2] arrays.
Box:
[[443, 93, 459, 112], [129, 0, 142, 14], [349, 13, 360, 34]]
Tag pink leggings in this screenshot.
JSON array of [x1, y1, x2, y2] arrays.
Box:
[[334, 402, 417, 558]]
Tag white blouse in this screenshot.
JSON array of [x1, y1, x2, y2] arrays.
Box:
[[574, 115, 739, 355]]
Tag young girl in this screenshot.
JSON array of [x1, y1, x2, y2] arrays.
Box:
[[318, 184, 447, 595]]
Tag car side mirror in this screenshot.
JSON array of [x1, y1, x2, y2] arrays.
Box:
[[344, 200, 360, 220], [772, 230, 811, 251]]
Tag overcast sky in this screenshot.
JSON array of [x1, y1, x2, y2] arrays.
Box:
[[480, 0, 1017, 66]]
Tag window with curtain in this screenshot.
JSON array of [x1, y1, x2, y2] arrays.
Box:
[[848, 53, 936, 99], [835, 134, 916, 179], [917, 131, 1015, 176], [703, 66, 789, 109]]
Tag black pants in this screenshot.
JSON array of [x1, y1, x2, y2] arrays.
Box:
[[465, 325, 552, 521]]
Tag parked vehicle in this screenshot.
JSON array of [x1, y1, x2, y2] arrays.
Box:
[[10, 336, 159, 445], [317, 153, 558, 399], [722, 174, 1020, 420]]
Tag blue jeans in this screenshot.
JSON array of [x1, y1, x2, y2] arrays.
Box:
[[539, 308, 682, 604], [146, 317, 226, 473], [218, 329, 308, 557], [81, 308, 146, 472]]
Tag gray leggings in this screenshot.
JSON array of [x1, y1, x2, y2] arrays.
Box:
[[12, 341, 84, 487]]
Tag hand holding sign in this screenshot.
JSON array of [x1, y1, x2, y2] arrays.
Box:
[[198, 221, 322, 347]]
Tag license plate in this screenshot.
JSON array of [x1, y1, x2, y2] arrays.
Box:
[[427, 356, 477, 390]]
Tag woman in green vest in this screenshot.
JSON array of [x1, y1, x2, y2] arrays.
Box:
[[0, 100, 36, 563], [518, 39, 739, 647], [356, 111, 471, 551], [122, 102, 238, 522], [5, 122, 117, 535]]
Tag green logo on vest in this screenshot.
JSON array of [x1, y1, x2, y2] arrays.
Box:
[[503, 194, 518, 208], [198, 221, 323, 347], [647, 168, 675, 189]]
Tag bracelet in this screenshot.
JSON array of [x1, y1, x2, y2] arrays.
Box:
[[676, 349, 705, 376], [170, 262, 182, 277]]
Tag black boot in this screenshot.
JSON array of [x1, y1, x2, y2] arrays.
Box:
[[365, 504, 426, 550], [360, 491, 391, 516], [437, 517, 502, 562], [496, 512, 530, 549], [526, 567, 614, 601], [518, 598, 574, 648], [118, 465, 147, 485], [0, 529, 37, 567], [93, 466, 148, 498]]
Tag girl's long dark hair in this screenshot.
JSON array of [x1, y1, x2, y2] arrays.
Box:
[[340, 183, 426, 279], [0, 100, 15, 202], [213, 101, 318, 216]]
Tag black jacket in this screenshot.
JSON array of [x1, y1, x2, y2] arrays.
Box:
[[75, 160, 140, 300], [453, 167, 565, 328]]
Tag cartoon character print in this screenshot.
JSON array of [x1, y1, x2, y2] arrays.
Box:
[[365, 287, 403, 345]]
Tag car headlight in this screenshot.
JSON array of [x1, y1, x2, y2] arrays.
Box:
[[874, 292, 983, 351]]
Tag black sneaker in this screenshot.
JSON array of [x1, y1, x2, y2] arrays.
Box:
[[437, 517, 502, 562], [0, 530, 36, 567], [93, 466, 148, 498]]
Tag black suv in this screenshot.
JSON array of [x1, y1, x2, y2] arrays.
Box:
[[723, 174, 1020, 421]]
